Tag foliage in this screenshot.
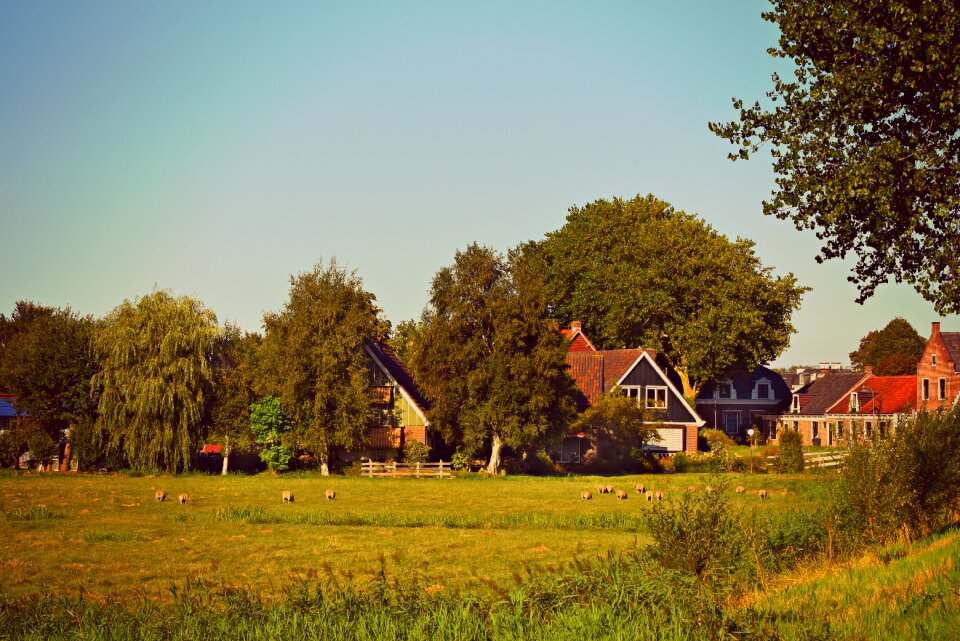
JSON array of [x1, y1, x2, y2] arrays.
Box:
[[670, 450, 740, 474], [535, 195, 807, 400], [399, 439, 430, 464], [450, 448, 470, 471], [834, 408, 960, 543], [389, 319, 423, 368], [776, 428, 805, 473], [93, 291, 219, 473], [258, 259, 386, 474], [849, 317, 926, 375], [208, 324, 261, 472], [249, 396, 294, 473], [571, 391, 661, 469], [411, 244, 577, 474], [710, 0, 960, 314], [700, 428, 736, 452], [0, 302, 99, 463]]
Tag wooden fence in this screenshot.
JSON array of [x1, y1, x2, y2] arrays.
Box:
[[766, 450, 848, 470], [361, 460, 453, 478]]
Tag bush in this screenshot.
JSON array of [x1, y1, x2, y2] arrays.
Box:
[[400, 440, 430, 464], [700, 428, 736, 452], [451, 448, 470, 471], [776, 429, 804, 473]]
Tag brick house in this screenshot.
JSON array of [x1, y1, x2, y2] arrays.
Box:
[[774, 371, 867, 445], [559, 322, 704, 460], [823, 373, 917, 444], [917, 322, 960, 411], [696, 367, 792, 441]]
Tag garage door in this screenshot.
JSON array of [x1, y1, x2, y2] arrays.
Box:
[[644, 427, 685, 453]]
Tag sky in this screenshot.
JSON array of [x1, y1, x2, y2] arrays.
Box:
[[1, 1, 956, 368]]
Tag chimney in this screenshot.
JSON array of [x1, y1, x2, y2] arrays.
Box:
[[570, 320, 582, 333], [932, 321, 941, 336], [864, 365, 873, 376]]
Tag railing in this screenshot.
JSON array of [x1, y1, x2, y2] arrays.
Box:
[[766, 450, 848, 470], [361, 460, 453, 478]]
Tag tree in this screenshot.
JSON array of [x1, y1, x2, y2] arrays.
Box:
[[411, 244, 577, 474], [93, 291, 219, 473], [249, 396, 294, 473], [571, 391, 661, 468], [0, 302, 99, 471], [710, 0, 960, 314], [208, 324, 262, 474], [849, 317, 926, 375], [535, 195, 808, 401], [258, 259, 386, 475]]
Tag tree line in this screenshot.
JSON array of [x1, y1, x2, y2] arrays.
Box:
[[0, 195, 808, 475]]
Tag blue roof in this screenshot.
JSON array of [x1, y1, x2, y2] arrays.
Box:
[[0, 397, 21, 418]]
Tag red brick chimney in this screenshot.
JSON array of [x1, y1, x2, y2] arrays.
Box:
[[570, 320, 582, 333], [864, 365, 873, 376], [932, 321, 941, 336]]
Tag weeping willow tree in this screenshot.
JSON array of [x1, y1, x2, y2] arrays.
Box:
[[94, 291, 219, 473]]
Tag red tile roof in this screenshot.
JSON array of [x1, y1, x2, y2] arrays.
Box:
[[942, 332, 960, 367], [827, 375, 917, 415], [201, 444, 222, 455], [794, 372, 866, 414], [565, 349, 650, 407]]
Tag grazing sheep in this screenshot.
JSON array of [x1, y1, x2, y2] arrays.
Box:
[[705, 485, 715, 494], [758, 489, 767, 500], [155, 490, 166, 502], [687, 486, 698, 493], [645, 490, 654, 502], [616, 489, 628, 500], [178, 493, 188, 505], [597, 485, 605, 494], [636, 483, 645, 494], [282, 490, 294, 503], [735, 486, 746, 494], [606, 484, 614, 494], [656, 491, 665, 501], [325, 489, 336, 501], [581, 490, 592, 500]]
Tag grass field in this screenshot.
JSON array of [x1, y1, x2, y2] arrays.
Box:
[[0, 470, 821, 602]]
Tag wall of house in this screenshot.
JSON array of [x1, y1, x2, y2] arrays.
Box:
[[917, 329, 958, 411], [620, 359, 698, 424]]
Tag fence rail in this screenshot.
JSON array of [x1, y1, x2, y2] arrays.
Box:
[[361, 460, 453, 478], [766, 450, 848, 470]]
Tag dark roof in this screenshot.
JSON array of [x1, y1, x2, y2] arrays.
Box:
[[795, 372, 866, 415], [942, 332, 960, 366], [697, 366, 791, 401], [366, 341, 430, 415]]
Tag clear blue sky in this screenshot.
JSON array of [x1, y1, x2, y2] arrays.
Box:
[[1, 1, 956, 367]]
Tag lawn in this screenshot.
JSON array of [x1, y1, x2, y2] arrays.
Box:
[[0, 470, 823, 601]]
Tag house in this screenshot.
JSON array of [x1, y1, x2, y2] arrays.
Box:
[[774, 371, 868, 445], [696, 367, 792, 441], [0, 394, 17, 431], [357, 340, 432, 460], [559, 322, 704, 459], [917, 322, 960, 411], [822, 373, 917, 444], [780, 362, 851, 391]]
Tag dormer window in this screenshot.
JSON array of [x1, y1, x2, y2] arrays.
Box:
[[717, 382, 733, 399], [849, 392, 860, 413], [754, 380, 771, 400], [791, 395, 800, 414]]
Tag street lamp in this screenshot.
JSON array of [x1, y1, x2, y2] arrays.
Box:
[[747, 428, 755, 473]]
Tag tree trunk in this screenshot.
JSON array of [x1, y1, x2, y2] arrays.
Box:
[[320, 451, 330, 476], [221, 436, 230, 476], [60, 441, 72, 473], [486, 432, 503, 475], [675, 362, 699, 406]]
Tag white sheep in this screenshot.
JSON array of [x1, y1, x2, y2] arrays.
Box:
[[282, 490, 294, 503], [325, 488, 336, 501], [581, 490, 592, 500], [615, 489, 628, 500], [758, 489, 767, 500], [178, 493, 188, 505], [735, 486, 746, 494], [636, 483, 645, 494], [155, 490, 166, 502], [656, 491, 665, 501], [645, 490, 654, 502]]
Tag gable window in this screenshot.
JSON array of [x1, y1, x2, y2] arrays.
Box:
[[849, 392, 860, 413], [932, 354, 937, 368], [717, 382, 732, 399], [755, 382, 770, 400], [939, 378, 947, 400], [791, 395, 800, 414], [621, 386, 642, 404], [922, 379, 930, 401], [645, 386, 667, 410]]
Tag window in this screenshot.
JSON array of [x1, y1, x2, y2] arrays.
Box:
[[865, 421, 873, 440], [645, 386, 667, 409], [718, 382, 732, 399], [770, 421, 778, 440], [837, 420, 844, 439], [791, 395, 800, 414], [932, 354, 937, 368], [939, 378, 947, 400], [849, 392, 860, 413], [723, 411, 740, 435], [879, 420, 887, 437], [922, 379, 930, 401], [792, 421, 799, 431], [812, 421, 819, 440], [622, 386, 642, 404], [756, 382, 770, 399]]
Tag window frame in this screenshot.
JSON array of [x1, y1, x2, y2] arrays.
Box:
[[645, 385, 668, 410]]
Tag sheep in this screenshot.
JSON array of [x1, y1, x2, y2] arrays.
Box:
[[606, 484, 614, 494], [178, 493, 188, 505], [705, 485, 715, 494], [645, 490, 654, 502], [735, 486, 746, 494], [636, 483, 645, 494], [325, 489, 336, 501], [597, 485, 606, 494], [687, 486, 698, 493], [758, 489, 767, 500], [615, 489, 628, 500], [155, 490, 166, 502], [656, 491, 665, 501], [581, 490, 592, 500], [282, 490, 294, 504]]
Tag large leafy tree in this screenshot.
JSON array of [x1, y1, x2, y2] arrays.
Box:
[[411, 244, 577, 474], [536, 195, 808, 401], [258, 259, 386, 475], [710, 0, 960, 313], [0, 302, 99, 470], [849, 317, 926, 376], [94, 291, 220, 473], [571, 391, 661, 468], [207, 324, 262, 474]]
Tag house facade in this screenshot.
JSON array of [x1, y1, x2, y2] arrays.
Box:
[[918, 322, 960, 411], [560, 322, 704, 459], [696, 367, 791, 441], [821, 373, 917, 444], [774, 371, 867, 445]]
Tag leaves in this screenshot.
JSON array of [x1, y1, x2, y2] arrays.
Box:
[[849, 317, 926, 375]]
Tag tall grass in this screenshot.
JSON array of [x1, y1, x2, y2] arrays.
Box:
[[3, 507, 64, 521]]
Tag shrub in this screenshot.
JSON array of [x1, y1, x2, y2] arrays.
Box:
[[451, 448, 470, 471], [700, 428, 736, 452], [776, 429, 804, 473], [400, 440, 430, 464]]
